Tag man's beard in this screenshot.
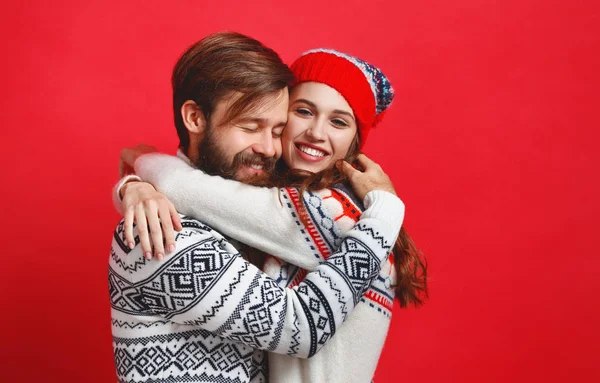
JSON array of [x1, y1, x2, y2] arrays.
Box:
[[194, 127, 277, 186]]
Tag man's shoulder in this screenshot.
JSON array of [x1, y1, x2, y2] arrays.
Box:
[[109, 215, 239, 278], [172, 215, 229, 245], [177, 214, 217, 233], [111, 215, 228, 256]]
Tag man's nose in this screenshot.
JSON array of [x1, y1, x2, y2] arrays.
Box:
[[252, 130, 276, 158]]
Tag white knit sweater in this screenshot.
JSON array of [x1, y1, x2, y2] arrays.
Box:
[[120, 152, 401, 383]]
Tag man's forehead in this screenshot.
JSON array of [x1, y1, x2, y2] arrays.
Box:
[[219, 89, 289, 108], [223, 90, 289, 125]]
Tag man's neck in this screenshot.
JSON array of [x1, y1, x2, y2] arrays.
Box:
[[177, 148, 195, 166]]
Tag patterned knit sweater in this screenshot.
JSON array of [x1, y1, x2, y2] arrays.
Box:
[[127, 153, 400, 383], [110, 157, 403, 383]]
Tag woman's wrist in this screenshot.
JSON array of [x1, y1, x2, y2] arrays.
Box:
[[116, 175, 143, 200]]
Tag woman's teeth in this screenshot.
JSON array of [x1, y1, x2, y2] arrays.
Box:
[[299, 145, 326, 157]]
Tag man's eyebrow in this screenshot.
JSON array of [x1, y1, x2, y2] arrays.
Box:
[[236, 117, 287, 128], [292, 98, 355, 121], [235, 117, 266, 124]]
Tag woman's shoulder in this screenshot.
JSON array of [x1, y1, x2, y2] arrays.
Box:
[[326, 183, 365, 211], [305, 184, 366, 232], [280, 184, 365, 228]]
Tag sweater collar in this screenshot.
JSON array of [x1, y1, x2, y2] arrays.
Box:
[[176, 149, 193, 166]]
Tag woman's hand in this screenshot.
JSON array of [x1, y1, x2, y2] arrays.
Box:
[[119, 144, 159, 178], [338, 154, 397, 201], [121, 181, 183, 260]]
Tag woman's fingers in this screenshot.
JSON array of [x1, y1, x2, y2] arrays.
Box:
[[135, 204, 153, 259], [145, 201, 165, 260], [124, 206, 136, 249], [159, 204, 176, 254], [119, 180, 179, 260]]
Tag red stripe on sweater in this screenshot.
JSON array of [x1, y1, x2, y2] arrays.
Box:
[[364, 289, 394, 311], [286, 188, 331, 259], [288, 268, 308, 288]]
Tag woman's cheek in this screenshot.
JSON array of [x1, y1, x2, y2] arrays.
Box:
[[283, 116, 302, 138]]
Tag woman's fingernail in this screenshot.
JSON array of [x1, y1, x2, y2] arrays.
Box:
[[128, 242, 135, 249], [157, 253, 164, 261], [144, 252, 152, 260], [168, 244, 176, 253]]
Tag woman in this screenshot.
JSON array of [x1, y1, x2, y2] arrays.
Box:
[[117, 49, 427, 383]]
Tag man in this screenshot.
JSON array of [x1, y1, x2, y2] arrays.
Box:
[[109, 32, 403, 383]]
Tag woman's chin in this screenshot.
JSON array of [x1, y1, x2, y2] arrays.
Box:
[[289, 161, 329, 174]]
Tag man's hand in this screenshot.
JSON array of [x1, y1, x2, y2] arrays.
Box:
[[121, 181, 183, 260], [338, 154, 397, 201], [119, 144, 159, 178]]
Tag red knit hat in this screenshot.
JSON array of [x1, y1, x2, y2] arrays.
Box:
[[290, 49, 394, 146]]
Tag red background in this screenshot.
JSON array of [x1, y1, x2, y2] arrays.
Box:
[[1, 1, 599, 382]]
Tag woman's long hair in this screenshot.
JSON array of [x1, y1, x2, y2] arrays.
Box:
[[274, 135, 428, 307]]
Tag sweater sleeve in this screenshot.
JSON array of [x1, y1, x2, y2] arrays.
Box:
[[133, 153, 404, 270], [109, 190, 402, 358]]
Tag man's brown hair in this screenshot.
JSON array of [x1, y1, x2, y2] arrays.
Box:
[[172, 31, 294, 152]]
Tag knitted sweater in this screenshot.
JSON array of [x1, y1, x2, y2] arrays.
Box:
[[110, 161, 403, 382], [127, 152, 400, 383]]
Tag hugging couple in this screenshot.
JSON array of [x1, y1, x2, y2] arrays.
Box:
[[108, 31, 427, 383]]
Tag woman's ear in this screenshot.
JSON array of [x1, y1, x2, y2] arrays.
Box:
[[181, 100, 207, 135]]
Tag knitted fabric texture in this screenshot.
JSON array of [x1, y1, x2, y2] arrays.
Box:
[[124, 152, 404, 383], [109, 181, 403, 382]]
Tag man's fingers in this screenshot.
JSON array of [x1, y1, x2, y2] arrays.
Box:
[[338, 160, 359, 178], [124, 207, 136, 249], [159, 205, 176, 254], [135, 205, 153, 260], [356, 153, 379, 171]]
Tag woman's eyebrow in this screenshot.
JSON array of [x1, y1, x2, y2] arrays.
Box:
[[291, 98, 317, 108]]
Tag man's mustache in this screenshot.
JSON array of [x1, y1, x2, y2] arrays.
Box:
[[235, 152, 277, 172]]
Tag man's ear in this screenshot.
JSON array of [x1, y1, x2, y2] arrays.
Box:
[[181, 100, 207, 135]]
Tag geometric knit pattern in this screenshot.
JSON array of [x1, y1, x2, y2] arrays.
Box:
[[266, 185, 395, 317], [261, 186, 398, 383], [109, 208, 393, 382], [124, 151, 405, 383]]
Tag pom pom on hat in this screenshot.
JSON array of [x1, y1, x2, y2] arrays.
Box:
[[290, 49, 394, 146]]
